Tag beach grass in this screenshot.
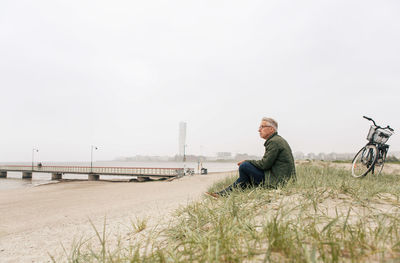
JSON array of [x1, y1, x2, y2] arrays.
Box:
[[59, 161, 400, 262]]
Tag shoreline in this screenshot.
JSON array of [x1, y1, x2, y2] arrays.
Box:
[[0, 168, 237, 191]]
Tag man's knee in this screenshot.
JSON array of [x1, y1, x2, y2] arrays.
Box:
[[239, 161, 253, 173]]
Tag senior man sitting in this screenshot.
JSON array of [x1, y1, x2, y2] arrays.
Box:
[[206, 117, 296, 198]]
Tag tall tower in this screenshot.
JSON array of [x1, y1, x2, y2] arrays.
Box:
[[178, 122, 187, 156]]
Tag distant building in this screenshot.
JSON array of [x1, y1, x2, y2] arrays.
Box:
[[306, 152, 316, 160], [317, 152, 326, 161], [216, 152, 232, 160], [327, 152, 337, 161], [234, 153, 261, 161], [293, 151, 305, 160], [178, 122, 187, 156]]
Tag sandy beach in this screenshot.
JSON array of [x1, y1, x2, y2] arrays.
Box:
[[0, 172, 234, 262]]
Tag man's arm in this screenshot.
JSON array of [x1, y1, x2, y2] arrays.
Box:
[[248, 141, 280, 170]]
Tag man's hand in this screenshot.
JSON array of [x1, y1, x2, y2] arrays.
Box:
[[237, 160, 246, 166]]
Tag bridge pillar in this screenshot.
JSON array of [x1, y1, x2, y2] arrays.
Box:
[[51, 173, 62, 180], [136, 176, 150, 182], [22, 172, 32, 179], [88, 174, 99, 181], [0, 171, 6, 178]]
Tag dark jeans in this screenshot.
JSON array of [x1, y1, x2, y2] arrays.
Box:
[[217, 161, 270, 196]]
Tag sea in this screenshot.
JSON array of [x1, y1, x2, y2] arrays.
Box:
[[0, 161, 238, 191]]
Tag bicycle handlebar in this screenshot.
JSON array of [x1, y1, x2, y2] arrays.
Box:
[[363, 116, 394, 132], [363, 116, 377, 126], [387, 125, 395, 132]]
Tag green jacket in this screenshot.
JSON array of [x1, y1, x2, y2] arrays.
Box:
[[248, 132, 296, 187]]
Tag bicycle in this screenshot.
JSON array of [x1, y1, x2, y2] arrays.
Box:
[[351, 116, 394, 178]]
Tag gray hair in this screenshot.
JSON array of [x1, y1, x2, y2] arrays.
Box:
[[262, 117, 278, 131]]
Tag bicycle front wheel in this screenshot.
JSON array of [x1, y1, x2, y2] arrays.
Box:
[[351, 145, 378, 178], [376, 149, 387, 176]]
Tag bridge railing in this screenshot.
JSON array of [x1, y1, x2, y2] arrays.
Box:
[[0, 165, 184, 177]]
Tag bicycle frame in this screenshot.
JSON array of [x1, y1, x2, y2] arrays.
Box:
[[366, 143, 389, 175]]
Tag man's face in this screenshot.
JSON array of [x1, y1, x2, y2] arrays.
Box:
[[258, 121, 275, 139]]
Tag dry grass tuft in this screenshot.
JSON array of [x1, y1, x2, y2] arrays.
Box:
[[59, 162, 400, 262]]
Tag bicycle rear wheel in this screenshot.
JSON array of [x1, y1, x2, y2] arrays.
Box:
[[351, 145, 378, 178], [375, 149, 387, 176]]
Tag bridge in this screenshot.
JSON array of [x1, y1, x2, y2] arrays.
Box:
[[0, 165, 185, 181]]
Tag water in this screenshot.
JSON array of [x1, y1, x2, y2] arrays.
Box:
[[0, 161, 238, 191]]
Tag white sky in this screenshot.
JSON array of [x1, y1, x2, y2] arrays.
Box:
[[1, 0, 399, 162]]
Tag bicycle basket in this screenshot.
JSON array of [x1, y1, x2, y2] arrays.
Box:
[[366, 125, 377, 141], [372, 128, 393, 144]]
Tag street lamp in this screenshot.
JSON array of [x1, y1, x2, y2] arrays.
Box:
[[90, 145, 98, 173], [32, 147, 39, 171]]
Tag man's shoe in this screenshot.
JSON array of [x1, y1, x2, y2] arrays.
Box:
[[204, 192, 220, 199]]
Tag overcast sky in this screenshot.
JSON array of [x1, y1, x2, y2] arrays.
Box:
[[1, 0, 399, 162]]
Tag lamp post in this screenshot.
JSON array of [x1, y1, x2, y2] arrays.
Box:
[[32, 147, 39, 171], [90, 145, 98, 173]]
